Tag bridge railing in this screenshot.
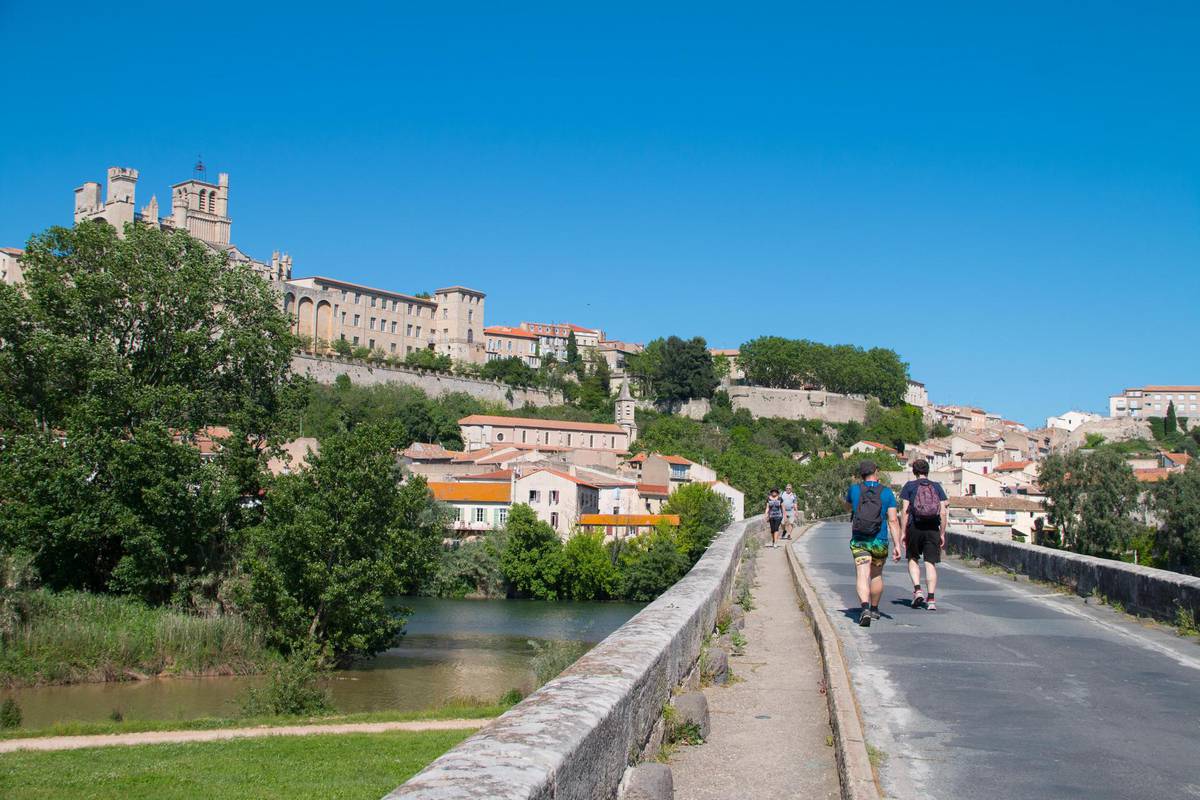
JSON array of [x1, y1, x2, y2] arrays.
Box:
[[384, 517, 761, 800]]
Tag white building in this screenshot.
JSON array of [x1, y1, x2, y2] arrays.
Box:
[[1046, 410, 1102, 432], [1, 247, 23, 286]]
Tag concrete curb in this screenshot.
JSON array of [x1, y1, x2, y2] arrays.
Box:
[[786, 524, 882, 800]]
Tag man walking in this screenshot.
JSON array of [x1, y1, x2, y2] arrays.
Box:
[[844, 461, 900, 627], [780, 483, 799, 539], [765, 488, 785, 548], [898, 458, 948, 611]]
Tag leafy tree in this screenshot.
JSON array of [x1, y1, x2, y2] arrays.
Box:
[[1040, 449, 1139, 556], [481, 356, 538, 387], [863, 401, 926, 451], [930, 422, 953, 438], [735, 336, 909, 405], [566, 331, 580, 372], [560, 531, 620, 600], [424, 532, 508, 598], [642, 336, 719, 409], [618, 528, 691, 601], [405, 349, 452, 372], [1165, 401, 1179, 436], [499, 504, 564, 600], [245, 423, 443, 662], [662, 483, 733, 562], [351, 345, 371, 360], [332, 338, 353, 356], [1152, 463, 1200, 576]]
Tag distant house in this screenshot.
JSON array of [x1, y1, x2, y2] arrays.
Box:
[[578, 513, 680, 540], [428, 480, 512, 534], [459, 414, 630, 455], [268, 437, 320, 476], [514, 468, 600, 537], [484, 325, 541, 368], [948, 495, 1047, 538], [1046, 410, 1102, 432], [848, 440, 898, 456]]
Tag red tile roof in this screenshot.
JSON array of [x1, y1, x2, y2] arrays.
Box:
[[857, 440, 898, 453], [995, 460, 1033, 472], [1135, 468, 1173, 483], [637, 483, 670, 496], [428, 482, 512, 503], [578, 514, 680, 527], [517, 468, 598, 487], [484, 325, 538, 340]]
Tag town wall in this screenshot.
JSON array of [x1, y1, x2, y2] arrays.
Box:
[[728, 386, 868, 424], [385, 517, 759, 800], [291, 353, 563, 408], [945, 529, 1200, 622]]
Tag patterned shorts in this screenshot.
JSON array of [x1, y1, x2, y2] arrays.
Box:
[[849, 539, 889, 566]]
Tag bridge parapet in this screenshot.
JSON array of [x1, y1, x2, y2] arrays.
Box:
[[946, 528, 1200, 622], [384, 517, 758, 800]]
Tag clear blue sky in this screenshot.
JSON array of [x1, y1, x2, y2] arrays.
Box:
[[3, 2, 1198, 426]]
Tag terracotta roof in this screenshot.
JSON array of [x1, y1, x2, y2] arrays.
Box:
[[1141, 385, 1200, 392], [403, 442, 461, 461], [1134, 468, 1173, 483], [709, 348, 740, 357], [459, 414, 624, 434], [578, 514, 680, 527], [637, 483, 670, 497], [949, 496, 1044, 511], [995, 460, 1033, 472], [517, 467, 598, 487], [1162, 452, 1193, 466], [428, 482, 512, 503], [628, 452, 693, 466], [0, 247, 22, 255], [856, 440, 898, 453], [484, 325, 538, 340], [960, 450, 995, 460], [457, 469, 513, 481]]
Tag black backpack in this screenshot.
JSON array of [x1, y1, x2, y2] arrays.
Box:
[[851, 484, 883, 538]]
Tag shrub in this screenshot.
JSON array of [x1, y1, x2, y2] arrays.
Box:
[[560, 531, 620, 601], [239, 651, 332, 717], [618, 529, 691, 601], [499, 688, 525, 707], [0, 697, 21, 729]]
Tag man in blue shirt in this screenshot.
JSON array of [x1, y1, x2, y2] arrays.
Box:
[[843, 460, 900, 627]]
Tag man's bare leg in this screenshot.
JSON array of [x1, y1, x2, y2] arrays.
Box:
[[855, 560, 872, 605], [925, 561, 938, 597], [869, 562, 885, 607]]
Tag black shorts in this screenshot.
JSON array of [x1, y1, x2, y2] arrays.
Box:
[[769, 517, 783, 533], [905, 526, 941, 563]]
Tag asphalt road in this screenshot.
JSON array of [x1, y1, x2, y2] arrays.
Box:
[[794, 521, 1200, 800]]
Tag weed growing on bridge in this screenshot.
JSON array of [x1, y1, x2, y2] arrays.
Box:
[[866, 743, 887, 769], [729, 630, 747, 655], [1176, 606, 1198, 638]]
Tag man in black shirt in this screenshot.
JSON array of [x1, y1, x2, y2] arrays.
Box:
[[898, 458, 948, 610]]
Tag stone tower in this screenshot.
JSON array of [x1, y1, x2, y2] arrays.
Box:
[[170, 172, 231, 245], [616, 378, 638, 444], [432, 286, 486, 364]]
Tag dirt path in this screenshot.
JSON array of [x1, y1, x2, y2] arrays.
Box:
[[0, 718, 491, 753], [670, 538, 840, 800]]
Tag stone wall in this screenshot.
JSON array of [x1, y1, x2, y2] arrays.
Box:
[[945, 529, 1200, 622], [385, 517, 759, 800], [727, 386, 868, 424], [291, 353, 562, 408]]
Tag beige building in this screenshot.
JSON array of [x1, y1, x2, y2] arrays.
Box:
[[519, 321, 603, 361], [428, 480, 512, 535], [515, 467, 600, 537], [0, 247, 23, 286], [284, 277, 439, 356], [1109, 385, 1200, 418], [459, 414, 630, 454], [485, 325, 541, 368], [949, 496, 1047, 538]]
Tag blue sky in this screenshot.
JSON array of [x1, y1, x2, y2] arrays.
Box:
[[2, 2, 1198, 425]]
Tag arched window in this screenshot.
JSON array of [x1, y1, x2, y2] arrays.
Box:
[[208, 192, 216, 212], [198, 189, 207, 210], [467, 329, 474, 343]]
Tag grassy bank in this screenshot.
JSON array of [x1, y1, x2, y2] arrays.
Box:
[[0, 590, 271, 688], [0, 700, 507, 741], [0, 728, 472, 800]]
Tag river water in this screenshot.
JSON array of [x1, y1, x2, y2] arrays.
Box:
[[10, 596, 643, 729]]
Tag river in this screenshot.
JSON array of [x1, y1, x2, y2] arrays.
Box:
[[9, 596, 643, 729]]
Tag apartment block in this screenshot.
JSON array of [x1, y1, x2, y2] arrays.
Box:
[[1109, 386, 1200, 418]]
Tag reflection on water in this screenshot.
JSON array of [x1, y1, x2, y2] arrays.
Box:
[[9, 596, 643, 728]]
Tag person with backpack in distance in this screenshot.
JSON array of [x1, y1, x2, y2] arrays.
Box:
[[899, 458, 949, 611], [765, 488, 785, 548], [843, 460, 899, 627]]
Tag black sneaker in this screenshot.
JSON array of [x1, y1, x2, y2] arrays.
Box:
[[858, 610, 872, 627], [870, 608, 882, 621]]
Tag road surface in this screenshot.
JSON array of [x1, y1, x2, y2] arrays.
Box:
[[794, 521, 1200, 800]]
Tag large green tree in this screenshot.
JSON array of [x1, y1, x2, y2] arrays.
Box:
[[1152, 463, 1200, 576], [245, 423, 443, 662], [0, 222, 297, 604], [662, 483, 733, 561], [1040, 449, 1140, 556], [736, 336, 909, 405], [499, 504, 564, 600]]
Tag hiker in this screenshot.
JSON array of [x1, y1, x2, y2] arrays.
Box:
[[780, 483, 799, 539], [898, 458, 948, 611], [843, 460, 899, 627], [765, 488, 785, 548]]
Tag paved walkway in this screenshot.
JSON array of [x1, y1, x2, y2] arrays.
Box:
[[796, 521, 1200, 800], [0, 718, 490, 753], [671, 538, 840, 800]]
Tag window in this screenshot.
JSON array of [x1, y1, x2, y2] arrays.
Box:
[[497, 507, 508, 525], [352, 336, 359, 345], [353, 314, 361, 326], [354, 293, 361, 304], [467, 329, 474, 343], [549, 490, 559, 505], [521, 430, 527, 443], [613, 506, 620, 515], [407, 324, 413, 336], [369, 339, 375, 349], [567, 434, 573, 446], [390, 343, 396, 352], [496, 433, 504, 441], [670, 465, 688, 480], [528, 490, 540, 503], [550, 512, 559, 529], [468, 309, 473, 322], [416, 326, 422, 337], [590, 435, 595, 447], [443, 308, 449, 319], [391, 321, 397, 333], [370, 317, 376, 330], [475, 507, 486, 523], [451, 507, 461, 521]]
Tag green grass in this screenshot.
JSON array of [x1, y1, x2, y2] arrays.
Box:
[[0, 728, 472, 800], [0, 701, 507, 741], [1, 590, 270, 688]]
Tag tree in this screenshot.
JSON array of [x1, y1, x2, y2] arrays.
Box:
[[1152, 463, 1200, 576], [1165, 401, 1179, 436], [618, 528, 691, 601], [930, 422, 953, 438], [405, 349, 452, 372], [499, 504, 564, 600], [245, 423, 443, 662], [1040, 449, 1139, 556], [734, 336, 909, 405], [332, 338, 353, 357], [653, 336, 718, 409], [560, 531, 620, 600], [566, 331, 580, 372], [863, 401, 926, 451], [481, 356, 538, 387], [662, 483, 733, 562]]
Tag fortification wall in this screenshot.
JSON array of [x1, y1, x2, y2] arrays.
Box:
[[291, 353, 562, 408], [385, 517, 759, 800], [945, 529, 1200, 622], [728, 386, 868, 424]]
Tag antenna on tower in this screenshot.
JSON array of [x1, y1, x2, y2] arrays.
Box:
[[194, 155, 207, 181]]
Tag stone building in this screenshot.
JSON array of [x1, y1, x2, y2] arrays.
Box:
[[458, 414, 630, 453], [485, 325, 541, 368], [519, 321, 603, 362], [1109, 385, 1200, 419], [283, 276, 438, 357], [0, 248, 23, 286]]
